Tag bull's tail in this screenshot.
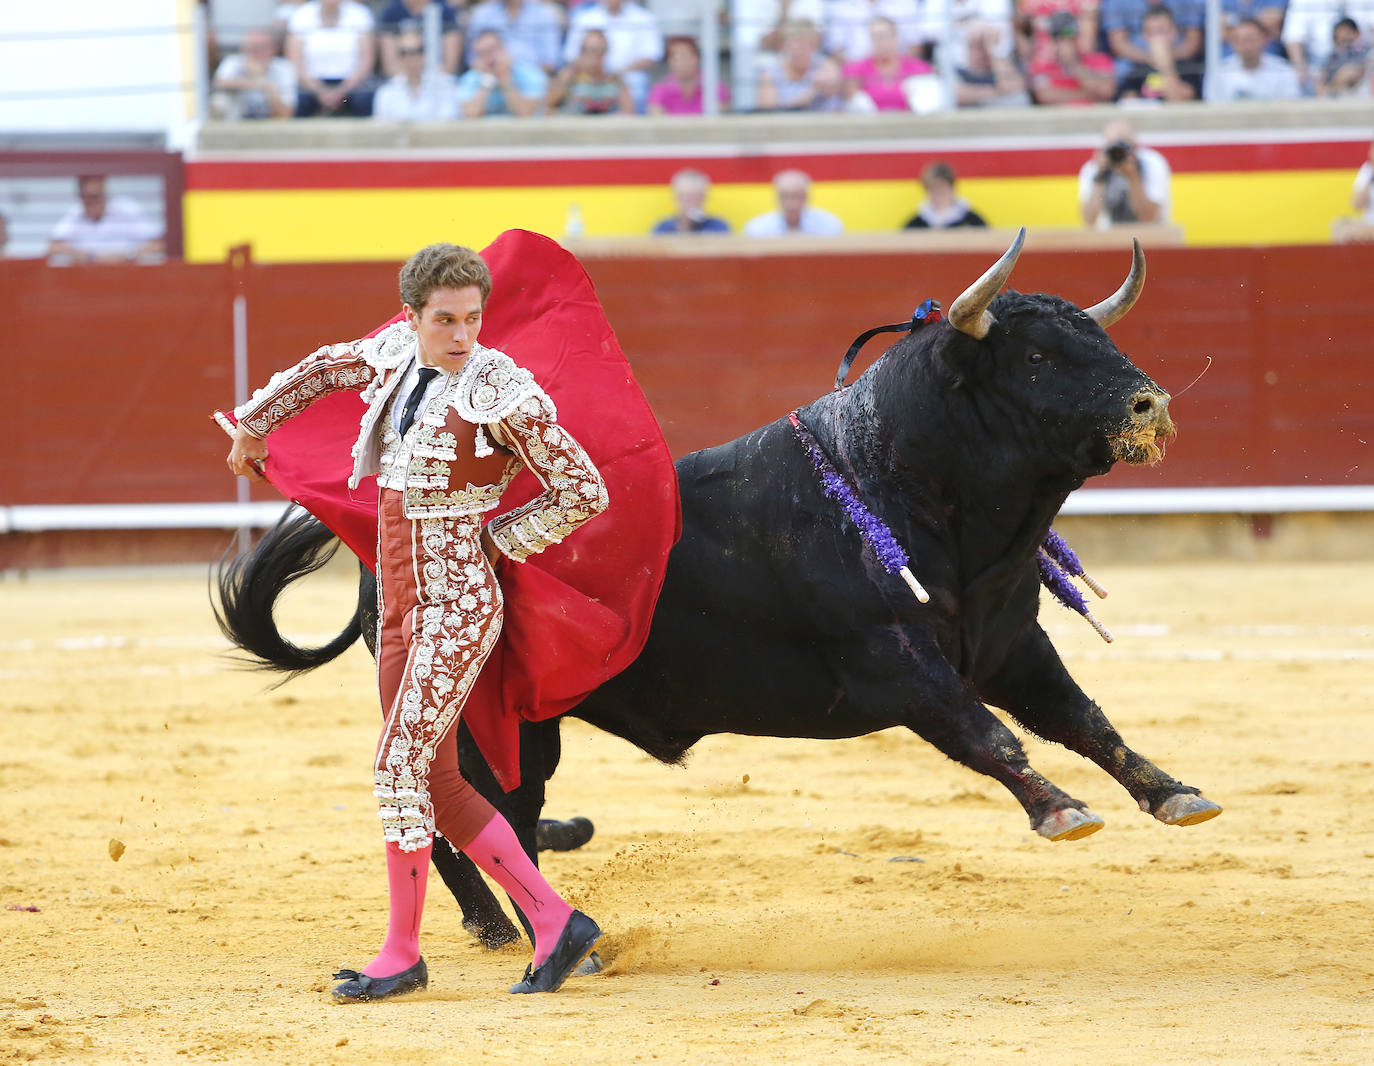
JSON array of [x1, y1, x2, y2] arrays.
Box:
[[213, 506, 365, 677]]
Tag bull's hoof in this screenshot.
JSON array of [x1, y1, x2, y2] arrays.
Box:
[[536, 816, 595, 853], [463, 915, 522, 950], [1034, 807, 1105, 842], [1152, 793, 1222, 827]]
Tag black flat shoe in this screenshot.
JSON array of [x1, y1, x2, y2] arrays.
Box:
[[509, 911, 601, 994], [331, 957, 428, 1003], [536, 816, 595, 852]]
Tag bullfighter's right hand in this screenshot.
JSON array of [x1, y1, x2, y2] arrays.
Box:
[[228, 423, 268, 481]]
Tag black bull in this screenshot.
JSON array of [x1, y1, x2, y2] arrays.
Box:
[[216, 233, 1221, 949]]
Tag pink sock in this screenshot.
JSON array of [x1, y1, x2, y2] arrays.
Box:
[[362, 840, 430, 977], [464, 815, 574, 968]]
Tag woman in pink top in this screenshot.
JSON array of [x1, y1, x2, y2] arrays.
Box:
[[842, 15, 932, 110], [648, 35, 730, 115]]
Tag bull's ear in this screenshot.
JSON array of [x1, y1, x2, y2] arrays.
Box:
[[948, 227, 1025, 340], [1085, 239, 1146, 328]]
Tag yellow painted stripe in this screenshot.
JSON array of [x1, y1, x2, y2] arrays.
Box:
[[184, 170, 1354, 263]]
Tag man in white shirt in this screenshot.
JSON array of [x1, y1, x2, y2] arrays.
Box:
[[1078, 119, 1172, 230], [743, 169, 846, 237], [211, 27, 299, 119], [48, 176, 163, 264], [1205, 16, 1301, 100], [373, 32, 461, 119], [564, 0, 664, 110]]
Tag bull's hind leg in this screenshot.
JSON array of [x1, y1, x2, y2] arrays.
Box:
[[978, 625, 1221, 827], [843, 664, 1104, 841]]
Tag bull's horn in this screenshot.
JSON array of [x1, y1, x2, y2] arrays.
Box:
[[1085, 239, 1146, 327], [948, 227, 1025, 340]]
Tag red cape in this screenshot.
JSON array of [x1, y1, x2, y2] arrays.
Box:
[[220, 230, 680, 790]]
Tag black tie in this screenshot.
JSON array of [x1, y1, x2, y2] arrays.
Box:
[[398, 367, 439, 436]]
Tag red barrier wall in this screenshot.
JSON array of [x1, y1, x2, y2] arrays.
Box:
[[3, 244, 1371, 512]]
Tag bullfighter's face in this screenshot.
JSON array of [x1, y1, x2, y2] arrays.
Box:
[[405, 285, 485, 372]]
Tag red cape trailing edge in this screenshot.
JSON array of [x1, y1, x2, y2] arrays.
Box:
[[216, 229, 681, 789]]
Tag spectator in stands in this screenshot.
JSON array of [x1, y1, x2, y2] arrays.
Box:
[[373, 31, 462, 118], [1078, 119, 1171, 229], [1318, 17, 1371, 96], [954, 24, 1030, 106], [731, 0, 825, 110], [1205, 16, 1301, 99], [286, 0, 379, 116], [933, 0, 1022, 92], [1021, 0, 1102, 69], [466, 0, 565, 73], [824, 0, 924, 60], [756, 18, 827, 109], [48, 176, 163, 264], [1116, 4, 1202, 100], [377, 0, 464, 76], [564, 0, 665, 112], [1284, 2, 1374, 93], [843, 16, 933, 109], [547, 29, 634, 112], [1026, 10, 1116, 104], [1101, 0, 1202, 87], [649, 35, 730, 114], [1220, 0, 1286, 57], [457, 29, 549, 115], [812, 54, 881, 108], [903, 162, 988, 228], [651, 168, 732, 233], [743, 169, 845, 236], [211, 27, 298, 119]]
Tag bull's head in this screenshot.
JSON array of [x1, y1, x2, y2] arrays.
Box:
[[940, 228, 1173, 477]]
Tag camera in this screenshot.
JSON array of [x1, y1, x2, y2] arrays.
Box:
[[1105, 140, 1133, 166]]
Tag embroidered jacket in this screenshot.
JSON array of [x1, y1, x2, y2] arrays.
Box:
[[234, 322, 608, 562]]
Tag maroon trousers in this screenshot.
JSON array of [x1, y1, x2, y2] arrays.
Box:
[[373, 488, 500, 852]]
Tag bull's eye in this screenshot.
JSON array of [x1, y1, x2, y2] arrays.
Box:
[[1027, 352, 1045, 365]]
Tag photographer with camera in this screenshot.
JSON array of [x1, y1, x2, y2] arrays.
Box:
[[1078, 119, 1172, 230]]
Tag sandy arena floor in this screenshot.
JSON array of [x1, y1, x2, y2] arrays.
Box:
[[1, 559, 1371, 1064]]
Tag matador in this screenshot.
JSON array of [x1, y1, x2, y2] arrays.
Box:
[[226, 243, 606, 1001]]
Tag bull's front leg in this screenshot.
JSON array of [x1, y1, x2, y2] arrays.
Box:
[[840, 643, 1105, 842], [977, 624, 1221, 828]]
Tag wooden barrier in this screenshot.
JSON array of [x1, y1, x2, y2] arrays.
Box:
[[3, 240, 1370, 526]]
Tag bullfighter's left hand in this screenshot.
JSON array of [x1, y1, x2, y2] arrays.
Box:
[[228, 423, 269, 481]]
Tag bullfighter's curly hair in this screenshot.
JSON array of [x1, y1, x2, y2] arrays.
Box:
[[399, 243, 492, 311]]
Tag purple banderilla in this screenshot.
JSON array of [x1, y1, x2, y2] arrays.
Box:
[[790, 411, 1113, 642], [789, 412, 928, 603], [1038, 532, 1114, 643]]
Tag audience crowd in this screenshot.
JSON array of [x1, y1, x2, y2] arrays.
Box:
[[208, 0, 1374, 122]]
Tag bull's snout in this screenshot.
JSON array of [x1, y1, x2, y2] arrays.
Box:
[[1110, 387, 1174, 465], [1129, 387, 1168, 422]]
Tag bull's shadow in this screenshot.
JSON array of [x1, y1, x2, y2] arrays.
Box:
[[217, 231, 1221, 950]]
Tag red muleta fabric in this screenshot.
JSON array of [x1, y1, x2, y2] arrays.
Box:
[[218, 229, 681, 789]]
